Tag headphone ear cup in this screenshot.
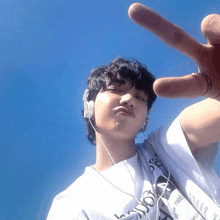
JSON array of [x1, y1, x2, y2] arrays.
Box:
[[140, 117, 149, 132], [84, 100, 94, 118]]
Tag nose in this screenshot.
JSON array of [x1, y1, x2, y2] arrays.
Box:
[[119, 93, 135, 109]]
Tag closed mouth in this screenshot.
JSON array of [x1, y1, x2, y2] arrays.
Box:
[[115, 107, 135, 118]]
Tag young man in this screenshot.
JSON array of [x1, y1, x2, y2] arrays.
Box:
[[47, 3, 220, 220], [47, 57, 220, 220]]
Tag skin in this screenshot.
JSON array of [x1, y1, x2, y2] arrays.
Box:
[[128, 3, 220, 154], [128, 3, 220, 100], [94, 4, 220, 170], [180, 98, 220, 153], [93, 81, 148, 171]]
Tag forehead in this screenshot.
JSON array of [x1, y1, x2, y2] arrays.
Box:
[[107, 80, 147, 94], [107, 80, 131, 88]]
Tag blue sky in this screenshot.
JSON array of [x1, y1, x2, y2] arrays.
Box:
[[1, 0, 220, 219]]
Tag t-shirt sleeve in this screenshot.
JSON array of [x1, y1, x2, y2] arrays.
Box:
[[148, 116, 220, 203]]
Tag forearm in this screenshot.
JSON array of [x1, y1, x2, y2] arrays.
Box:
[[180, 98, 220, 153]]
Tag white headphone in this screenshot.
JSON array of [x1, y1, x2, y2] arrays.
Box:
[[140, 117, 149, 132], [83, 89, 94, 119]]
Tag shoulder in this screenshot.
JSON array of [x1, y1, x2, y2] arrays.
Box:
[[141, 116, 220, 202], [47, 168, 95, 220], [143, 116, 218, 174]]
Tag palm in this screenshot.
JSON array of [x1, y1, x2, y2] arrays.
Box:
[[128, 3, 220, 100]]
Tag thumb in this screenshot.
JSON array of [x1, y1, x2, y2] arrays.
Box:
[[153, 73, 208, 98], [201, 14, 220, 45]]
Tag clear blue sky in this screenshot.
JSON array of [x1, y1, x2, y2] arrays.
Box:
[[1, 0, 220, 219]]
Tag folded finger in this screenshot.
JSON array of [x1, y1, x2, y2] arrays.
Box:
[[153, 74, 207, 98], [128, 3, 204, 63]]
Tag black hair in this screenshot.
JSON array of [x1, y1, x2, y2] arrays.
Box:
[[83, 57, 157, 145]]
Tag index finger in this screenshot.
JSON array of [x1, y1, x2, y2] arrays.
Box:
[[128, 3, 204, 64]]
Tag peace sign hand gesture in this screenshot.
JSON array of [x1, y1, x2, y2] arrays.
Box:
[[128, 3, 220, 101]]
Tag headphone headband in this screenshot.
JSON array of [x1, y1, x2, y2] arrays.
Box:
[[83, 89, 90, 102]]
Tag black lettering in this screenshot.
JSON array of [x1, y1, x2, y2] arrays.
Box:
[[148, 158, 163, 168], [143, 190, 157, 198], [203, 206, 208, 217], [213, 213, 218, 220], [142, 190, 156, 207], [114, 214, 125, 219], [127, 210, 137, 216], [174, 195, 184, 206], [159, 209, 174, 220], [200, 203, 204, 212], [143, 196, 155, 207], [132, 209, 142, 218], [149, 165, 154, 172], [114, 190, 157, 219], [134, 207, 146, 216], [190, 213, 199, 220], [156, 176, 175, 199], [140, 203, 149, 213]]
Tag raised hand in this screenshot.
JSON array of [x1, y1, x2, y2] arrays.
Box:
[[128, 3, 220, 100]]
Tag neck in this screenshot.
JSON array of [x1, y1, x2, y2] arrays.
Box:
[[94, 132, 136, 171]]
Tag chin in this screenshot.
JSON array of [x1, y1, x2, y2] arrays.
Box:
[[114, 126, 139, 139]]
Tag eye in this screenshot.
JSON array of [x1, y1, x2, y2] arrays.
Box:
[[107, 87, 122, 93], [136, 95, 146, 102]]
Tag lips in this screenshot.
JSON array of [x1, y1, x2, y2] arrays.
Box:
[[115, 107, 135, 118]]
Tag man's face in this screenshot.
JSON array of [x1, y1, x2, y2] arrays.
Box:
[[93, 81, 148, 140]]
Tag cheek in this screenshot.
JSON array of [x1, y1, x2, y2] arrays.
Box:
[[94, 94, 112, 120], [139, 104, 148, 118], [138, 107, 148, 126]]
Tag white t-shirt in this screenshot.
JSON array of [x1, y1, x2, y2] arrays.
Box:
[[47, 117, 220, 220]]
